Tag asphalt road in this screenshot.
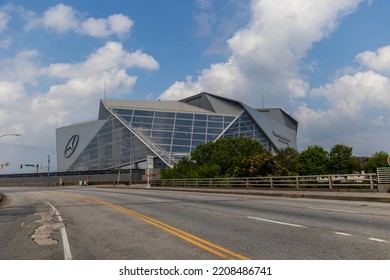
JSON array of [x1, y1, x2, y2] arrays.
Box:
[[1, 186, 389, 260]]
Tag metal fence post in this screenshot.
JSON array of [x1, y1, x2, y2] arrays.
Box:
[[369, 174, 374, 190], [270, 177, 274, 188], [296, 176, 299, 189], [328, 175, 333, 189]]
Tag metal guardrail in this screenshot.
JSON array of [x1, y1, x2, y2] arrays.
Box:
[[0, 171, 379, 190], [377, 167, 390, 184], [0, 173, 141, 187], [155, 173, 377, 190]]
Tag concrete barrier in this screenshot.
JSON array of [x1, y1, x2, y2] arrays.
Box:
[[378, 184, 390, 193]]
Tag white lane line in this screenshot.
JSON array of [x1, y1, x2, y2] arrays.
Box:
[[145, 198, 167, 203], [47, 202, 73, 260], [368, 238, 388, 243], [307, 207, 366, 215], [334, 231, 352, 237], [248, 216, 306, 228]]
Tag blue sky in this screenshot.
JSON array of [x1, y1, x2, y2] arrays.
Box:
[[1, 0, 390, 173]]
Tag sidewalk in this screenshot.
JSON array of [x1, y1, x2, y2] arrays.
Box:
[[98, 184, 390, 203]]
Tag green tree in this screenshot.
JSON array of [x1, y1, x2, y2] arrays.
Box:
[[274, 147, 299, 174], [196, 163, 221, 178], [327, 144, 360, 174], [298, 145, 329, 175], [191, 137, 267, 177], [233, 151, 279, 177], [364, 151, 389, 173], [160, 158, 199, 179]]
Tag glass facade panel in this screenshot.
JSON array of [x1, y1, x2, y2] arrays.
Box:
[[207, 127, 222, 134], [133, 110, 155, 117], [174, 132, 191, 139], [68, 115, 156, 171], [222, 111, 274, 151], [207, 121, 222, 128], [193, 126, 206, 133], [175, 125, 192, 132], [172, 139, 191, 146], [172, 146, 191, 153], [152, 124, 174, 131], [176, 112, 193, 119], [151, 131, 172, 138], [175, 119, 192, 126], [192, 133, 205, 140], [154, 118, 175, 125], [155, 111, 175, 118], [113, 108, 133, 115], [191, 139, 205, 146], [208, 115, 223, 122]]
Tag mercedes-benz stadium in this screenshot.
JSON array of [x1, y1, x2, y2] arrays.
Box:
[[56, 92, 298, 172]]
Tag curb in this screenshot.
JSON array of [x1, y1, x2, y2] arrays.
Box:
[[153, 188, 390, 203], [96, 185, 390, 203]]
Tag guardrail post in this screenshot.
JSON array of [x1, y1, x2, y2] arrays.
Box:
[[270, 177, 274, 188], [295, 176, 299, 189], [209, 178, 212, 188], [246, 178, 249, 188], [369, 174, 374, 190], [328, 176, 333, 189]]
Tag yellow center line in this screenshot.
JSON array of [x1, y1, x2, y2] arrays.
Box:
[[58, 192, 250, 260]]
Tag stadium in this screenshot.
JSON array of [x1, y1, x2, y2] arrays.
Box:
[[56, 92, 298, 172]]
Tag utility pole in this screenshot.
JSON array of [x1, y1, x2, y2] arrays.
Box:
[[47, 155, 51, 184]]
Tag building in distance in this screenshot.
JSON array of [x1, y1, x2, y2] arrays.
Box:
[[56, 92, 298, 172]]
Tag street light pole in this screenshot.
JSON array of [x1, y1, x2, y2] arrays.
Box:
[[0, 133, 21, 171]]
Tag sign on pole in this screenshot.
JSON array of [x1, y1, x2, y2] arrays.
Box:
[[147, 155, 154, 169], [146, 156, 153, 188]]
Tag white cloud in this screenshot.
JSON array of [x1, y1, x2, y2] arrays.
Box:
[[296, 70, 390, 153], [81, 17, 111, 37], [0, 41, 159, 171], [0, 37, 12, 49], [0, 10, 10, 32], [81, 14, 133, 38], [0, 50, 40, 85], [193, 0, 216, 37], [161, 0, 390, 156], [160, 0, 363, 108], [42, 41, 159, 79], [313, 71, 390, 111], [356, 45, 390, 73], [107, 14, 133, 37], [42, 3, 79, 33], [26, 4, 133, 38], [159, 76, 204, 100], [0, 10, 12, 48], [0, 82, 25, 108]]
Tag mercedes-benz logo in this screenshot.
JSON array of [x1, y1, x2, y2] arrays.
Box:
[[64, 134, 79, 158]]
